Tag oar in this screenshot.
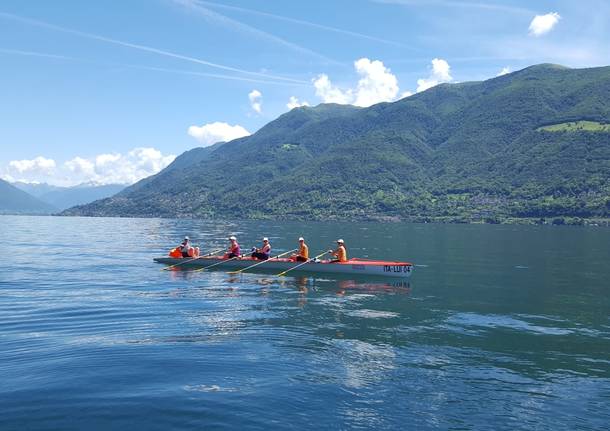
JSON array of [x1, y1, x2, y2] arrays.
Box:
[[192, 255, 241, 273], [227, 249, 297, 275], [161, 248, 223, 271], [277, 251, 328, 277]]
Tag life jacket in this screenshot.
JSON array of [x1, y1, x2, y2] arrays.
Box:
[[169, 247, 182, 258]]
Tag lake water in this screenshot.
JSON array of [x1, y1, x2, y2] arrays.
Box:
[[1, 215, 609, 430]]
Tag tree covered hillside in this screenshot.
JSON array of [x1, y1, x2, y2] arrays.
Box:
[[63, 64, 610, 223]]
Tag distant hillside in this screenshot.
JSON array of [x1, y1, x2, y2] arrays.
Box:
[[0, 179, 56, 214], [13, 182, 125, 211], [64, 64, 610, 223], [12, 182, 60, 198]]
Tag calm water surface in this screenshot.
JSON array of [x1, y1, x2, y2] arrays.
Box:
[[0, 215, 609, 430]]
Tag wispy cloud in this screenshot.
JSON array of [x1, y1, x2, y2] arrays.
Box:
[[0, 46, 305, 86], [130, 65, 307, 86], [195, 0, 410, 48], [0, 47, 75, 61], [373, 0, 534, 16], [172, 0, 339, 64], [0, 11, 307, 84]]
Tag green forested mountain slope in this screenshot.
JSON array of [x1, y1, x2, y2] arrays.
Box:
[[64, 64, 610, 222], [0, 179, 56, 214]]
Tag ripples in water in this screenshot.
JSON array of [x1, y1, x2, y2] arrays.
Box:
[[1, 216, 609, 430]]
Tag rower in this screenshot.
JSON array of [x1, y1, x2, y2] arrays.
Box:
[[224, 236, 241, 259], [179, 236, 199, 258], [328, 239, 347, 263], [251, 237, 271, 260], [291, 237, 309, 262]]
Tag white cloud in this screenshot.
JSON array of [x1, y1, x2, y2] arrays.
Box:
[[2, 148, 175, 186], [248, 89, 262, 113], [400, 90, 413, 99], [286, 96, 310, 110], [312, 58, 401, 107], [9, 156, 56, 174], [496, 66, 511, 76], [416, 58, 453, 92], [353, 58, 399, 107], [313, 74, 353, 104], [64, 156, 95, 178], [528, 12, 561, 37], [187, 121, 251, 146]]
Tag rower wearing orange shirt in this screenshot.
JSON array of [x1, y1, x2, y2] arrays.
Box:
[[291, 237, 309, 262], [328, 239, 347, 263]]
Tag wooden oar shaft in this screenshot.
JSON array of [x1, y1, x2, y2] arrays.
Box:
[[229, 249, 297, 274], [277, 251, 328, 276]]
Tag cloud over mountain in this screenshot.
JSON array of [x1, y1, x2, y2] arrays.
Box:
[[416, 58, 453, 92], [313, 57, 400, 107], [2, 148, 175, 186], [286, 96, 310, 110], [188, 121, 251, 146]]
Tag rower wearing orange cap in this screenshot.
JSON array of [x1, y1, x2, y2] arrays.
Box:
[[328, 239, 347, 263]]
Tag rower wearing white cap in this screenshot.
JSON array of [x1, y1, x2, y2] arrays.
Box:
[[328, 239, 348, 263], [224, 236, 241, 259], [251, 237, 272, 260], [178, 236, 200, 258], [291, 237, 309, 262]]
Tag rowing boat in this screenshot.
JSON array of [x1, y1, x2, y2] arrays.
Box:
[[154, 256, 413, 278]]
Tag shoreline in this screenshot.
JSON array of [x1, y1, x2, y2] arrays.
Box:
[[3, 213, 609, 227]]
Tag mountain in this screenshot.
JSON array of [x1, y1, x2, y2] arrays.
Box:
[[63, 64, 610, 223], [13, 182, 125, 211], [0, 179, 57, 214], [11, 182, 60, 198]]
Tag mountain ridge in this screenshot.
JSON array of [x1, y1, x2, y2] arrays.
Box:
[[63, 64, 610, 223], [0, 179, 57, 214], [13, 182, 126, 211]]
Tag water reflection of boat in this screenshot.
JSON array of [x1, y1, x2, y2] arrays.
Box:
[[337, 279, 411, 292], [155, 256, 413, 278], [286, 275, 411, 295], [167, 269, 411, 296]]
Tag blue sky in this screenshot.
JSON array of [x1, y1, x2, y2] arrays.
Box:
[[1, 0, 609, 185]]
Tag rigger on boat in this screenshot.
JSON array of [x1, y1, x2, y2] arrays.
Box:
[[156, 236, 413, 278]]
